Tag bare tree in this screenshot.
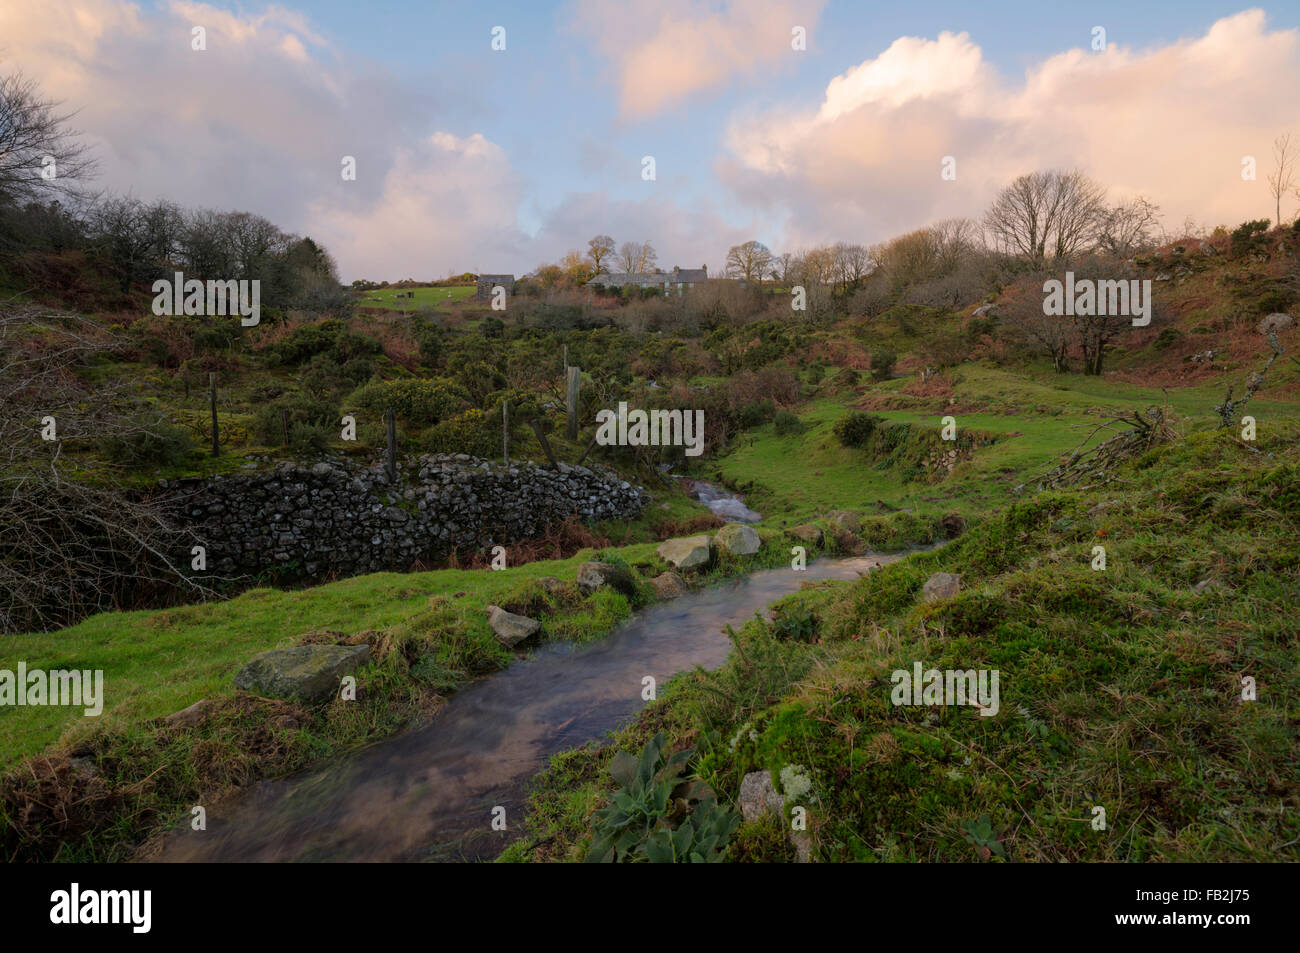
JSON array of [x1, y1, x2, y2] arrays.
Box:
[[724, 240, 774, 283], [984, 169, 1107, 266], [831, 242, 873, 293], [616, 240, 657, 274], [999, 274, 1072, 372], [0, 69, 96, 206], [586, 234, 615, 274], [1096, 196, 1161, 258], [0, 301, 211, 632], [1268, 133, 1296, 226]]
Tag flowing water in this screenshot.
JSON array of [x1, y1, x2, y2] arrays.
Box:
[[153, 553, 911, 863], [689, 480, 762, 523]]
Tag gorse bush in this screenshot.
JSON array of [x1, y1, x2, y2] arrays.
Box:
[[834, 411, 883, 448], [348, 377, 467, 426], [737, 399, 775, 430], [772, 410, 805, 436], [99, 414, 193, 469], [427, 408, 497, 457], [1229, 219, 1270, 257], [870, 348, 897, 381]]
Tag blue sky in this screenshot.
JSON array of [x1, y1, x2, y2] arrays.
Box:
[[8, 1, 1300, 279]]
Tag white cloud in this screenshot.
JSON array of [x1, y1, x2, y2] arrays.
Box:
[[569, 0, 826, 120], [722, 9, 1300, 250]]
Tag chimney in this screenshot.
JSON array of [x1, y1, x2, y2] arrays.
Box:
[[673, 265, 679, 278], [701, 264, 707, 277]]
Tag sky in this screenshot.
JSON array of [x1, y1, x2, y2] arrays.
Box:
[[3, 0, 1300, 282]]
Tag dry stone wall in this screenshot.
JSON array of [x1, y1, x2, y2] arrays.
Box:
[[166, 454, 647, 579]]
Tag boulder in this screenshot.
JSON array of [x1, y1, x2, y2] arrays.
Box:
[[832, 527, 867, 555], [1257, 312, 1295, 335], [739, 770, 810, 863], [939, 513, 967, 539], [825, 510, 861, 534], [234, 644, 371, 703], [922, 572, 961, 602], [486, 605, 542, 647], [739, 771, 784, 823], [788, 524, 823, 546], [650, 571, 689, 600], [576, 561, 638, 597], [657, 534, 712, 570], [164, 698, 215, 729], [714, 522, 762, 556]]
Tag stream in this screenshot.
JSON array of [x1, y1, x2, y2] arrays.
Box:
[[153, 552, 911, 863], [688, 480, 762, 523]]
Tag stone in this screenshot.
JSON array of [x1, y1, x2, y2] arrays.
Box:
[[788, 524, 823, 546], [739, 771, 784, 823], [1257, 312, 1294, 335], [714, 522, 761, 556], [234, 644, 371, 704], [576, 561, 638, 597], [486, 605, 541, 647], [922, 572, 961, 602], [164, 698, 215, 728], [657, 534, 712, 570], [825, 509, 861, 534], [650, 571, 689, 599], [939, 513, 967, 538], [739, 770, 811, 863], [832, 527, 867, 555]]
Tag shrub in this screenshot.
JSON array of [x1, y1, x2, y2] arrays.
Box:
[[870, 349, 897, 381], [1229, 219, 1271, 258], [428, 408, 497, 456], [99, 415, 194, 469], [349, 377, 467, 426], [833, 367, 860, 388], [834, 411, 883, 448], [772, 410, 805, 437], [252, 394, 337, 448], [1153, 328, 1182, 351], [737, 399, 775, 430]]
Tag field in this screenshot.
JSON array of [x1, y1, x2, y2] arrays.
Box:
[[358, 285, 477, 310]]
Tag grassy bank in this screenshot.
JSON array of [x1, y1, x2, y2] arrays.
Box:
[[0, 501, 948, 861], [507, 425, 1300, 862]]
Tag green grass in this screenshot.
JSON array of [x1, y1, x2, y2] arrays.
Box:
[[714, 362, 1298, 528], [359, 286, 476, 310], [0, 543, 666, 768], [511, 424, 1300, 862]]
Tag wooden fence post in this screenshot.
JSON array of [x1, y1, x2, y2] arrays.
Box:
[[566, 365, 580, 440], [503, 400, 510, 465], [384, 408, 397, 482], [209, 373, 219, 457]]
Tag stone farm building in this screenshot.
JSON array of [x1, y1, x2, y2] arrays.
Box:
[[476, 274, 515, 300], [589, 265, 708, 295]]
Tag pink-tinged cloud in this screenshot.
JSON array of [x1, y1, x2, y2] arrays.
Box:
[[721, 9, 1300, 250], [569, 0, 826, 120]]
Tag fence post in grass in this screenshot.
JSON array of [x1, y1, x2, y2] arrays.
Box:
[[502, 400, 510, 465], [384, 408, 397, 483], [209, 372, 219, 457], [566, 365, 580, 440]]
